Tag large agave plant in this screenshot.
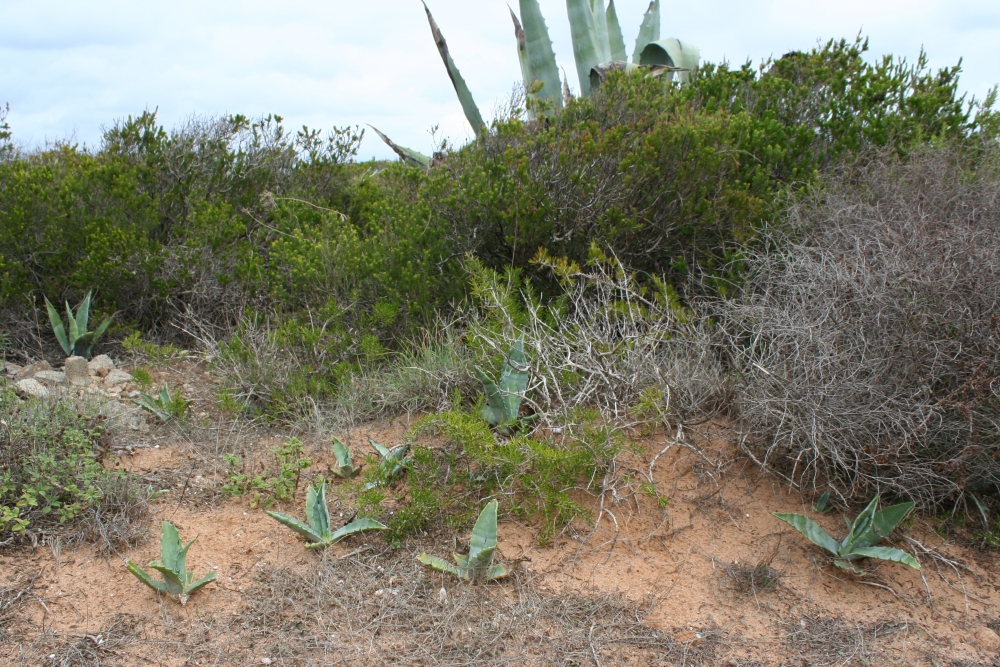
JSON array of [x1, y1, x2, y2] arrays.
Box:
[[374, 0, 699, 164]]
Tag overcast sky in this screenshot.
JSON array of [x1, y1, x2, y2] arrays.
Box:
[[2, 0, 998, 161]]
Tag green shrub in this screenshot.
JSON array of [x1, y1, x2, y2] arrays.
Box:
[[221, 437, 311, 508], [0, 388, 147, 541]]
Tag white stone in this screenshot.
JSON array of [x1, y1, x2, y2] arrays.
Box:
[[17, 359, 51, 379], [3, 362, 23, 376], [33, 370, 67, 386], [104, 370, 133, 387], [88, 354, 115, 377], [15, 378, 49, 398], [64, 356, 90, 386]]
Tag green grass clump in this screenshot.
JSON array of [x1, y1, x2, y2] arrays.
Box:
[[221, 437, 311, 508]]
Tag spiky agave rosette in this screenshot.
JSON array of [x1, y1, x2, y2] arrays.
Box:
[[126, 521, 216, 605], [419, 500, 509, 582], [266, 481, 387, 549]]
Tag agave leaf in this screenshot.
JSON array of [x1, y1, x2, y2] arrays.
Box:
[[305, 483, 331, 538], [175, 537, 197, 577], [566, 0, 603, 97], [631, 0, 660, 64], [605, 0, 627, 62], [65, 301, 80, 347], [126, 561, 167, 593], [265, 510, 324, 544], [638, 38, 700, 82], [93, 316, 113, 341], [843, 496, 880, 553], [813, 491, 831, 513], [499, 335, 529, 421], [772, 512, 840, 557], [75, 291, 92, 338], [833, 559, 867, 575], [422, 2, 485, 136], [369, 437, 390, 459], [368, 126, 431, 169], [419, 553, 467, 579], [474, 366, 506, 425], [329, 518, 388, 544], [388, 444, 410, 462], [159, 521, 182, 571], [853, 501, 914, 549], [850, 546, 921, 570], [454, 552, 470, 569], [486, 563, 510, 581], [510, 8, 534, 115], [148, 564, 186, 595], [590, 0, 612, 63], [44, 298, 72, 356], [185, 570, 217, 595], [467, 545, 497, 575], [517, 0, 563, 109], [468, 500, 499, 562]]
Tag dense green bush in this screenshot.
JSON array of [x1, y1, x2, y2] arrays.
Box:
[[424, 38, 997, 291]]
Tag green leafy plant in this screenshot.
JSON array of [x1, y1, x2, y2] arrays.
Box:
[[418, 499, 509, 581], [44, 290, 113, 359], [265, 481, 387, 549], [362, 438, 411, 490], [130, 367, 154, 390], [331, 436, 361, 478], [813, 491, 834, 514], [121, 331, 190, 366], [126, 521, 216, 604], [220, 438, 311, 508], [134, 384, 192, 422], [474, 334, 532, 433], [773, 496, 920, 574]]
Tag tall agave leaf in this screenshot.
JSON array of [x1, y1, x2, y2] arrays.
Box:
[[422, 2, 485, 137], [566, 0, 603, 97], [590, 0, 612, 63], [631, 0, 660, 64], [639, 38, 700, 82], [368, 126, 431, 169], [418, 500, 509, 581], [605, 0, 627, 62], [498, 334, 530, 420], [44, 298, 72, 355], [510, 9, 534, 108], [517, 0, 563, 110]]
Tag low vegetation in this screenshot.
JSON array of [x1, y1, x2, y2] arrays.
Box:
[[126, 521, 216, 604], [265, 481, 387, 549]]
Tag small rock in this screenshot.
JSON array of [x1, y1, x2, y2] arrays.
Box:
[[104, 370, 133, 387], [17, 359, 51, 379], [3, 361, 22, 377], [975, 626, 1000, 652], [88, 354, 115, 377], [33, 370, 67, 386], [64, 356, 90, 386], [15, 378, 49, 399]]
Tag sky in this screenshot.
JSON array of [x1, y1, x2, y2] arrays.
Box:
[[2, 0, 998, 161]]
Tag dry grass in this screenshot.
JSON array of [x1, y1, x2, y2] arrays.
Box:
[[780, 615, 903, 666], [725, 146, 1000, 511]]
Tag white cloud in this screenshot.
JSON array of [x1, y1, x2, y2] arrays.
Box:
[[1, 0, 997, 159]]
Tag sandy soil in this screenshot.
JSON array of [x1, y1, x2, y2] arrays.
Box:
[[2, 363, 999, 666]]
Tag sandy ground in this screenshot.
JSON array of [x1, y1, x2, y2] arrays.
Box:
[[2, 363, 999, 666]]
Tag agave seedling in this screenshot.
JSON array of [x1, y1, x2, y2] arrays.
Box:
[[474, 335, 533, 434], [773, 496, 920, 574], [265, 481, 387, 549], [126, 521, 216, 604], [44, 290, 113, 360], [134, 384, 191, 423], [330, 436, 361, 478], [361, 438, 412, 490], [419, 500, 509, 582]]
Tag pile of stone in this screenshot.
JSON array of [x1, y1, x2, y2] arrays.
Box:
[[5, 355, 135, 400]]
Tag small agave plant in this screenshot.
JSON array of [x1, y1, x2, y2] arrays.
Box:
[[330, 436, 361, 478], [126, 521, 216, 604], [44, 290, 114, 360], [474, 335, 533, 434], [774, 496, 920, 574], [361, 438, 412, 490], [266, 481, 387, 549], [419, 500, 509, 582]]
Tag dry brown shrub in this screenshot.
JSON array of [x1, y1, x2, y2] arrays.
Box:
[[726, 145, 1000, 511]]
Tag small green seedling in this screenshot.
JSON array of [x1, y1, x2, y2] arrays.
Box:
[[44, 290, 113, 359], [419, 500, 509, 582], [361, 438, 411, 490], [330, 436, 361, 478], [126, 521, 216, 604], [774, 496, 920, 574], [813, 491, 834, 514], [135, 384, 191, 422], [266, 481, 387, 549], [474, 335, 534, 434]]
